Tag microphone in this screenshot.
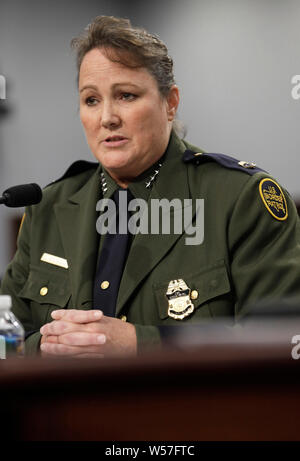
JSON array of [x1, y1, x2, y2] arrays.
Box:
[[0, 183, 42, 207]]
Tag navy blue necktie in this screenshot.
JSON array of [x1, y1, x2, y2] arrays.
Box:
[[93, 188, 133, 316]]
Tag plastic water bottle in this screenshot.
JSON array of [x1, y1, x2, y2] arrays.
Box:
[[0, 295, 24, 359]]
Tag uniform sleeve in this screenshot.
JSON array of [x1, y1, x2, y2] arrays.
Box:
[[0, 208, 42, 355], [228, 174, 300, 317]]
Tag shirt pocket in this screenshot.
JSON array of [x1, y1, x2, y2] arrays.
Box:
[[18, 264, 72, 327], [153, 259, 231, 321]]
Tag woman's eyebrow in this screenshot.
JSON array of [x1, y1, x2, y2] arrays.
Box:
[[80, 82, 142, 93], [113, 82, 141, 89], [80, 84, 98, 93]]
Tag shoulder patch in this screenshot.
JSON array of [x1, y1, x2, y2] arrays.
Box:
[[259, 178, 288, 221], [47, 160, 98, 187], [182, 149, 266, 176]]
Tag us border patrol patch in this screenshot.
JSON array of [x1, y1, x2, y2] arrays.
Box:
[[259, 178, 288, 221]]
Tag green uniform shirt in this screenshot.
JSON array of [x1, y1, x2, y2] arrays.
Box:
[[1, 131, 300, 355]]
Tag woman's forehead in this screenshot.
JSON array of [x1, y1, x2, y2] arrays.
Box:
[[79, 48, 154, 88]]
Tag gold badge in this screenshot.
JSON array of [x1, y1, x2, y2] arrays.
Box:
[[259, 178, 288, 221], [166, 279, 195, 320]]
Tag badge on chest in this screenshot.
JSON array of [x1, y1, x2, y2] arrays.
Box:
[[166, 279, 195, 320]]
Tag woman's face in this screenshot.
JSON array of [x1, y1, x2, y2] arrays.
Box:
[[79, 48, 179, 185]]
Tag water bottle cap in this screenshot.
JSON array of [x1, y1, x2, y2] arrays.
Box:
[[0, 295, 12, 309]]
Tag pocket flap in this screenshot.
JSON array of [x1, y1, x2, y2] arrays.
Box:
[[153, 259, 231, 320], [18, 264, 71, 308]]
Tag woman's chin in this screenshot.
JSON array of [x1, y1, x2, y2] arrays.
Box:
[[101, 159, 138, 183], [102, 159, 131, 172], [95, 150, 131, 169]]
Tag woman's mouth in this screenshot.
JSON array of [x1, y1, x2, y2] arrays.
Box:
[[103, 136, 129, 147]]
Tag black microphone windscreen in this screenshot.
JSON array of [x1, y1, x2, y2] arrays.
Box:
[[2, 183, 42, 207]]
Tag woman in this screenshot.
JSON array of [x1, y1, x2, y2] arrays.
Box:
[[1, 16, 300, 357]]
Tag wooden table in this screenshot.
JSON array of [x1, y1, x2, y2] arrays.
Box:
[[0, 322, 299, 441]]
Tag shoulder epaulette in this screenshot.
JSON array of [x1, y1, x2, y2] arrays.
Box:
[[183, 149, 267, 176], [47, 160, 98, 187]]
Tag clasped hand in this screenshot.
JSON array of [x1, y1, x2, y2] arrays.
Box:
[[40, 309, 137, 358]]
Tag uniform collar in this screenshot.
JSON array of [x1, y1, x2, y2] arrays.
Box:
[[128, 157, 164, 202], [150, 129, 190, 202], [99, 152, 165, 202], [99, 168, 119, 199]]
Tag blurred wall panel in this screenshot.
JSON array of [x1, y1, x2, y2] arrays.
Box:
[[0, 0, 128, 187]]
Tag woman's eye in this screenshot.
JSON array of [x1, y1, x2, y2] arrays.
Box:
[[120, 93, 136, 101], [85, 96, 98, 106]]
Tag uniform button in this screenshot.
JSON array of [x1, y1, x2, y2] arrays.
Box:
[[191, 290, 199, 300], [40, 287, 48, 296], [120, 315, 127, 322], [100, 281, 110, 290]]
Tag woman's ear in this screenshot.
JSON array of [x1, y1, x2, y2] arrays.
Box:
[[166, 85, 180, 121]]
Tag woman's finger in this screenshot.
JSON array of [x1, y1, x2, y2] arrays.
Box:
[[51, 309, 103, 323], [58, 331, 106, 346], [40, 342, 105, 356]]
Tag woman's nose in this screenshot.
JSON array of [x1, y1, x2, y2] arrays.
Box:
[[101, 102, 121, 129]]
